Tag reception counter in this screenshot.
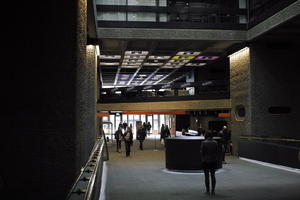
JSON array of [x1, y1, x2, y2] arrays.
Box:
[[165, 136, 223, 170]]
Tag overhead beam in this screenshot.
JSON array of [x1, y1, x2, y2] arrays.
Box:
[[97, 28, 247, 41], [97, 99, 231, 111]]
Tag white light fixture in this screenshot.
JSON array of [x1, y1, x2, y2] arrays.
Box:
[[176, 51, 201, 56], [100, 62, 119, 66], [96, 45, 100, 57], [185, 63, 207, 66], [143, 62, 164, 66], [99, 55, 121, 59], [124, 55, 146, 59], [121, 65, 139, 68], [125, 51, 149, 56], [148, 56, 170, 60]]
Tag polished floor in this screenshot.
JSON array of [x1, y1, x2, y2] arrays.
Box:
[[104, 136, 300, 200]]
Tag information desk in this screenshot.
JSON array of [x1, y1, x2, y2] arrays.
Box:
[[165, 136, 223, 170]]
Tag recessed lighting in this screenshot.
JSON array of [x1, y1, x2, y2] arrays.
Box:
[[99, 55, 121, 59], [172, 56, 195, 60], [185, 63, 207, 66], [168, 60, 189, 63], [195, 56, 219, 60], [100, 62, 119, 66], [122, 62, 141, 66], [124, 55, 146, 59], [123, 59, 144, 63], [143, 63, 164, 66], [176, 51, 201, 56], [125, 51, 149, 56], [148, 56, 170, 60], [121, 65, 139, 68]]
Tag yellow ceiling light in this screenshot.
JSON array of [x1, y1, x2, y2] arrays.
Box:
[[171, 56, 195, 60]]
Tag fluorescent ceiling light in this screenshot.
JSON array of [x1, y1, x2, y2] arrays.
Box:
[[118, 81, 127, 85], [123, 59, 144, 62], [165, 62, 184, 66], [148, 56, 170, 60], [143, 63, 164, 66], [124, 55, 146, 59], [161, 65, 181, 69], [168, 60, 189, 63], [121, 65, 139, 68], [100, 62, 119, 66], [172, 56, 195, 60], [99, 55, 121, 59], [125, 51, 149, 55], [122, 62, 141, 66], [195, 56, 219, 60], [185, 63, 207, 66], [176, 51, 201, 56]]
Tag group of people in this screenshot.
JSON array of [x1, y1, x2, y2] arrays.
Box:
[[114, 122, 152, 157], [159, 124, 171, 145], [114, 122, 133, 157]]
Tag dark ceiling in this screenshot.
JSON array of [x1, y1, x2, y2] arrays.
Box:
[[99, 39, 241, 88], [98, 13, 300, 89]]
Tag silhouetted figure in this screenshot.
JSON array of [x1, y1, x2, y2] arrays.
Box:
[[201, 131, 218, 195], [146, 122, 151, 136], [137, 125, 147, 150], [114, 127, 123, 152], [123, 125, 133, 157], [160, 124, 165, 144], [197, 124, 206, 136], [219, 125, 231, 163]]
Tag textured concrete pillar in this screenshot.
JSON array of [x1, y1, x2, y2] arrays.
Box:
[[250, 43, 300, 139], [3, 1, 97, 199], [229, 47, 251, 155]]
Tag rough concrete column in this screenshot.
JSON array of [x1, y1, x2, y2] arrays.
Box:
[[229, 47, 252, 155], [3, 1, 97, 200]]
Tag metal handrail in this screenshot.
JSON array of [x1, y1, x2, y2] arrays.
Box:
[[240, 136, 300, 142], [66, 137, 108, 200]]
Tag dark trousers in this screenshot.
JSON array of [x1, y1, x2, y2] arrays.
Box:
[[116, 139, 121, 152], [139, 140, 144, 150], [203, 168, 216, 193], [124, 140, 131, 156], [222, 143, 228, 161]]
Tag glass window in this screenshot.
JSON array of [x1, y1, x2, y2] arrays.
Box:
[[159, 114, 165, 128], [109, 115, 115, 132], [153, 114, 159, 133], [96, 0, 126, 5], [116, 115, 121, 128], [102, 116, 109, 121], [122, 114, 128, 124], [128, 0, 156, 6], [141, 115, 146, 123], [128, 12, 156, 22], [97, 12, 126, 21]]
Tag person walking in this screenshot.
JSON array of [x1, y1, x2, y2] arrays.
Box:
[[123, 125, 133, 157], [201, 131, 218, 196], [219, 125, 231, 164], [137, 124, 147, 150], [114, 126, 123, 152], [160, 124, 166, 145], [146, 121, 151, 136]]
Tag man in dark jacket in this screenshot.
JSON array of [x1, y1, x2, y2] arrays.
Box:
[[137, 125, 147, 150], [201, 131, 218, 195], [114, 127, 123, 152], [219, 126, 231, 163]]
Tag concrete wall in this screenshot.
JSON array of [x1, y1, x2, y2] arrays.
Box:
[[3, 1, 97, 199], [229, 47, 252, 154], [250, 43, 300, 139]]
